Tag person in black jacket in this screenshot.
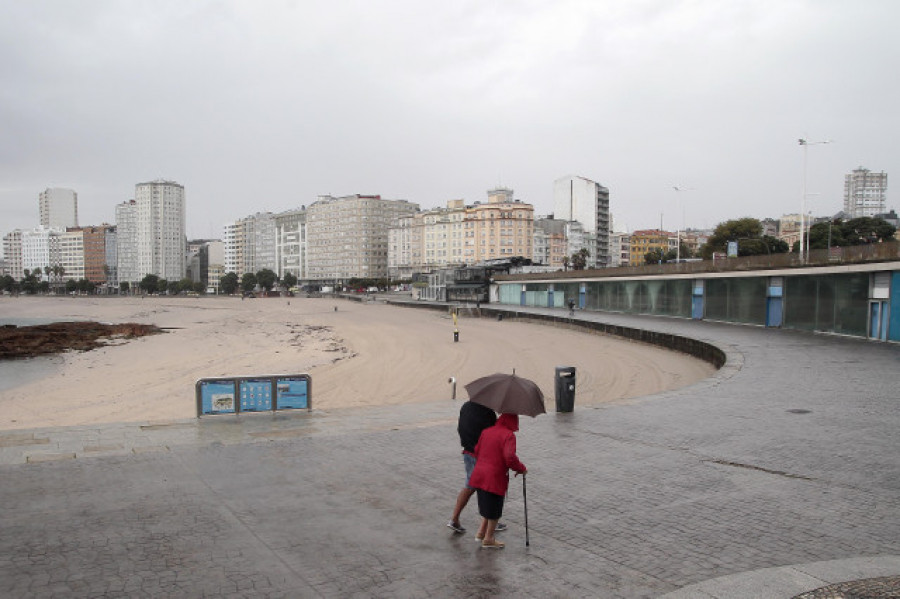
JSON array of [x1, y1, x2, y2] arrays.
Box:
[[446, 400, 507, 535]]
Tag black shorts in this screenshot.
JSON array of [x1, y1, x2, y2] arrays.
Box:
[[476, 489, 504, 520]]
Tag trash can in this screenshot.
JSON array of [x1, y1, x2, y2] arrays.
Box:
[[554, 366, 576, 412]]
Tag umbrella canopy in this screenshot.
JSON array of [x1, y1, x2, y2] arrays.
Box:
[[464, 373, 546, 417]]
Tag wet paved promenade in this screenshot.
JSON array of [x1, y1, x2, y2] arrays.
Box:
[[1, 306, 899, 597]]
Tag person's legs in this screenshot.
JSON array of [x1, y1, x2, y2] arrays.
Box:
[[476, 517, 488, 541], [482, 519, 501, 546], [477, 490, 505, 548], [448, 453, 478, 532], [448, 487, 474, 531]]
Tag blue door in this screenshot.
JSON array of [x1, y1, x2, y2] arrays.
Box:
[[691, 296, 703, 319], [579, 285, 586, 309], [870, 302, 883, 339], [766, 297, 783, 327]]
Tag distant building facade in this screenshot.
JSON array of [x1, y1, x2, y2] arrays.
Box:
[[39, 188, 78, 229], [306, 194, 419, 282], [134, 180, 186, 282], [465, 188, 534, 264], [553, 175, 610, 267], [844, 167, 888, 218], [115, 200, 139, 287], [21, 227, 60, 276], [629, 229, 673, 265], [223, 212, 276, 276], [2, 230, 24, 280], [274, 208, 307, 280]]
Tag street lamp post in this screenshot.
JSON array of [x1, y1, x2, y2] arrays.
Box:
[[673, 186, 693, 263], [798, 138, 831, 263]]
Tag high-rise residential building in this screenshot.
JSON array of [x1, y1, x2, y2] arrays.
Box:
[[115, 200, 139, 287], [388, 213, 418, 280], [844, 167, 887, 218], [39, 188, 78, 229], [59, 229, 85, 281], [464, 188, 534, 264], [21, 226, 61, 275], [134, 180, 186, 281], [79, 226, 112, 285], [275, 208, 307, 280], [3, 230, 24, 280], [104, 226, 118, 291], [307, 194, 419, 282], [223, 212, 276, 276], [553, 175, 611, 267]]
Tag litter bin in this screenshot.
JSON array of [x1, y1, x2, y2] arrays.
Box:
[[554, 366, 576, 412]]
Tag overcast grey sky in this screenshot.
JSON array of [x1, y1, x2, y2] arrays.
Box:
[[2, 0, 898, 240]]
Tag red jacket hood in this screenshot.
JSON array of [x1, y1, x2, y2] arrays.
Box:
[[497, 413, 519, 432]]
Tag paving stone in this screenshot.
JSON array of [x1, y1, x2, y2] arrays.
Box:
[[1, 308, 899, 597]]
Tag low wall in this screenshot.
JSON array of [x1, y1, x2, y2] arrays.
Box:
[[385, 300, 726, 370]]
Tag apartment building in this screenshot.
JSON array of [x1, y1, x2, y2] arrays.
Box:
[[223, 212, 276, 276], [39, 188, 78, 229], [134, 180, 186, 281], [21, 226, 60, 275], [306, 194, 419, 282], [115, 200, 139, 287], [553, 175, 611, 267], [2, 230, 23, 280], [274, 208, 306, 280], [844, 167, 888, 218], [59, 229, 85, 281], [465, 188, 534, 264], [388, 200, 467, 279], [629, 229, 673, 265]]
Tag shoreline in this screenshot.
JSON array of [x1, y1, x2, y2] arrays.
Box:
[[0, 295, 716, 431]]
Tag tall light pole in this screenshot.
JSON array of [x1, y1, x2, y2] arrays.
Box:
[[673, 186, 693, 262], [798, 138, 831, 263]]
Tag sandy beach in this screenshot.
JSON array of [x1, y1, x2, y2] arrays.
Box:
[[0, 295, 715, 430]]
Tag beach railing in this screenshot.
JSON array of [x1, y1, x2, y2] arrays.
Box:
[[195, 374, 312, 417]]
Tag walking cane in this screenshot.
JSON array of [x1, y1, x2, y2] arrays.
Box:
[[522, 473, 530, 547]]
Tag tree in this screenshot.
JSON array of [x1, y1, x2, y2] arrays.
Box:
[[120, 281, 130, 294], [65, 279, 78, 294], [0, 274, 16, 293], [76, 279, 96, 294], [193, 281, 206, 294], [20, 269, 40, 294], [256, 268, 278, 291], [644, 248, 668, 265], [176, 278, 195, 294], [220, 272, 239, 295], [282, 272, 298, 289], [157, 279, 169, 294], [241, 272, 258, 293], [843, 217, 896, 245], [570, 248, 590, 270], [701, 218, 762, 259], [140, 274, 160, 294]]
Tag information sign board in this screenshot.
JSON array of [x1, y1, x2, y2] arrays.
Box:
[[275, 377, 309, 410], [198, 380, 237, 415], [240, 378, 273, 412], [196, 374, 311, 416]]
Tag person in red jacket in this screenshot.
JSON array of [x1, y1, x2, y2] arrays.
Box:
[[468, 413, 527, 549]]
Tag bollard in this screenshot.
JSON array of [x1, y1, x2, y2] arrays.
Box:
[[448, 376, 457, 399], [454, 329, 459, 342]]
